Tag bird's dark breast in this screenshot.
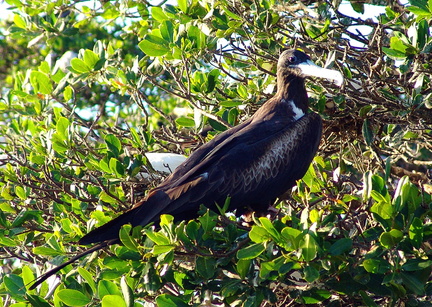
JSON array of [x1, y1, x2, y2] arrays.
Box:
[[223, 113, 321, 211]]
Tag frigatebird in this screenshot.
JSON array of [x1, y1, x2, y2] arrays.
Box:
[[30, 49, 343, 289]]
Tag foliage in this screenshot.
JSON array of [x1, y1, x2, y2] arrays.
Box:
[[0, 0, 431, 306]]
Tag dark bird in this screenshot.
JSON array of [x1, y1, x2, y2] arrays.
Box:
[[30, 49, 343, 289]]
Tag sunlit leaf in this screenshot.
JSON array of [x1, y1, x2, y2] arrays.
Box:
[[237, 243, 266, 260], [57, 289, 91, 306]]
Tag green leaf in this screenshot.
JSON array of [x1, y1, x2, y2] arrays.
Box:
[[362, 118, 373, 146], [56, 289, 91, 306], [188, 25, 206, 49], [175, 117, 195, 127], [105, 134, 122, 157], [236, 259, 251, 279], [32, 246, 63, 256], [70, 58, 91, 73], [198, 210, 217, 233], [152, 245, 174, 255], [0, 236, 17, 247], [101, 295, 127, 307], [160, 20, 174, 43], [109, 157, 125, 177], [160, 214, 174, 227], [4, 275, 25, 298], [64, 85, 73, 101], [408, 0, 429, 12], [223, 8, 242, 20], [402, 259, 432, 271], [370, 197, 393, 221], [389, 37, 409, 53], [83, 49, 100, 69], [302, 163, 321, 192], [258, 217, 280, 242], [26, 294, 51, 307], [138, 36, 170, 56], [281, 227, 302, 250], [52, 136, 69, 153], [56, 117, 70, 141], [13, 14, 27, 29], [98, 280, 122, 298], [359, 290, 379, 307], [156, 294, 189, 307], [119, 224, 138, 252], [178, 0, 187, 13], [151, 7, 169, 21], [120, 276, 134, 307], [417, 19, 428, 49], [130, 128, 143, 148], [302, 288, 332, 304], [21, 265, 35, 290], [206, 69, 219, 93], [407, 5, 432, 16], [300, 233, 317, 262], [15, 186, 27, 200], [237, 243, 266, 260], [304, 265, 320, 283], [196, 257, 216, 279], [382, 47, 407, 59], [350, 1, 364, 13], [329, 238, 353, 255], [409, 217, 423, 248], [208, 118, 228, 131], [400, 272, 425, 295], [99, 191, 117, 204], [146, 229, 171, 245], [185, 220, 200, 241], [249, 225, 271, 243], [362, 258, 391, 274], [77, 267, 97, 294], [12, 210, 43, 227], [30, 71, 52, 95], [380, 229, 403, 248]]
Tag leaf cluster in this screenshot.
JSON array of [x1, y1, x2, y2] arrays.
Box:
[[0, 0, 431, 306]]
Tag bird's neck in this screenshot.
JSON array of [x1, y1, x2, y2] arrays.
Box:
[[275, 71, 309, 114]]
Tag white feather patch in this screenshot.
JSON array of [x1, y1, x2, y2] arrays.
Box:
[[289, 100, 305, 120], [281, 99, 304, 120]]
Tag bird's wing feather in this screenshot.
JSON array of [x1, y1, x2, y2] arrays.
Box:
[[163, 118, 253, 182], [141, 112, 322, 218]]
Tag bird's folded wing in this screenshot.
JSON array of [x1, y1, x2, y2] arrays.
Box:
[[79, 113, 321, 245]]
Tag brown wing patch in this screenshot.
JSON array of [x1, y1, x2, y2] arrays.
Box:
[[165, 173, 207, 201]]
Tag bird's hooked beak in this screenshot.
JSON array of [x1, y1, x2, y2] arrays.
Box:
[[295, 60, 344, 86]]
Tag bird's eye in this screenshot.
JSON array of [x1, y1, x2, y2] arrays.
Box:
[[288, 56, 297, 63]]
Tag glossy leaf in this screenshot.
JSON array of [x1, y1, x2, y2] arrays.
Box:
[[380, 229, 403, 248], [138, 36, 170, 56], [101, 295, 127, 307], [56, 289, 91, 306], [237, 243, 266, 260], [300, 234, 317, 262]]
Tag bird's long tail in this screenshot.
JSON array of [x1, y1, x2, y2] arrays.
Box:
[[78, 189, 171, 245], [29, 204, 147, 290], [78, 209, 139, 245], [30, 181, 198, 289], [29, 239, 115, 290]]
